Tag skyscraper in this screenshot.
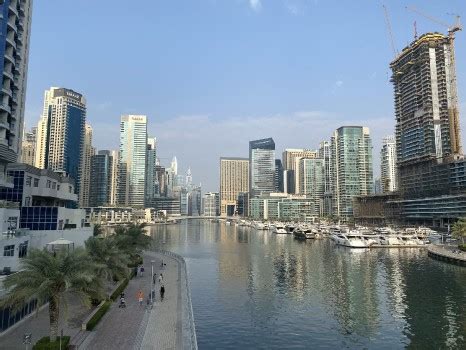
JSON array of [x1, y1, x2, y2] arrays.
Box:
[[118, 115, 147, 207], [0, 0, 33, 187], [299, 158, 325, 216], [274, 159, 284, 192], [282, 149, 317, 194], [21, 127, 36, 166], [318, 141, 333, 216], [145, 137, 157, 206], [202, 192, 220, 216], [220, 157, 249, 216], [34, 87, 87, 195], [79, 123, 94, 207], [109, 150, 119, 206], [380, 136, 397, 193], [331, 126, 373, 221], [89, 150, 114, 207], [249, 138, 275, 198], [391, 33, 461, 195]]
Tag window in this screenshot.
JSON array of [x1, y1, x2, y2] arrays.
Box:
[[69, 186, 72, 193], [52, 182, 56, 189], [46, 180, 51, 188], [18, 241, 28, 258], [25, 176, 32, 186], [34, 178, 39, 187], [24, 197, 30, 206], [3, 245, 15, 257]]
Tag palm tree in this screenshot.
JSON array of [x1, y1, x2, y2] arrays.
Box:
[[114, 223, 152, 256], [85, 236, 130, 281], [452, 218, 466, 245], [0, 248, 103, 342]]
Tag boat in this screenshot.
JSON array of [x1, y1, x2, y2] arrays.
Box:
[[331, 231, 368, 248], [254, 221, 267, 230], [294, 226, 322, 239], [285, 223, 297, 234], [271, 223, 287, 234]]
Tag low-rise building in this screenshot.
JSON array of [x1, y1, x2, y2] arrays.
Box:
[[249, 193, 314, 221], [84, 207, 133, 225]]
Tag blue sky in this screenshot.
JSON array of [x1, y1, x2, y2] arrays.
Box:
[[24, 0, 466, 191]]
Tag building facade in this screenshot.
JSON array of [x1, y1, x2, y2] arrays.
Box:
[[202, 192, 219, 216], [249, 138, 275, 198], [299, 158, 325, 217], [380, 135, 397, 193], [274, 159, 284, 192], [0, 0, 33, 189], [145, 137, 157, 206], [20, 127, 36, 166], [249, 193, 313, 221], [118, 115, 147, 207], [282, 149, 317, 194], [89, 150, 115, 207], [220, 157, 249, 216], [34, 87, 87, 198], [79, 123, 93, 207], [331, 126, 373, 221]]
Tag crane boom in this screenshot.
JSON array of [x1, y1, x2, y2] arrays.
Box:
[[383, 4, 398, 57]]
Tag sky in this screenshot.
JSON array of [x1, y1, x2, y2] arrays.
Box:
[[24, 0, 466, 192]]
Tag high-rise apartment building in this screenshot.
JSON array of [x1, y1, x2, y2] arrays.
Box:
[[249, 138, 275, 198], [202, 192, 220, 216], [118, 115, 147, 207], [145, 137, 157, 206], [274, 159, 284, 192], [220, 157, 249, 216], [109, 150, 119, 205], [282, 149, 317, 194], [21, 127, 36, 166], [299, 158, 325, 216], [0, 0, 33, 187], [79, 123, 93, 207], [380, 136, 397, 193], [89, 150, 115, 207], [318, 141, 333, 216], [331, 126, 373, 221], [391, 33, 462, 196], [34, 87, 87, 196]]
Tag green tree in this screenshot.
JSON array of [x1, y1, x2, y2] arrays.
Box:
[[114, 223, 152, 257], [452, 218, 466, 245], [85, 236, 130, 281], [93, 223, 104, 237], [0, 248, 103, 342]]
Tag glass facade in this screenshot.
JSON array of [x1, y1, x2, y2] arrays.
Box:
[[20, 207, 58, 230], [89, 152, 113, 207], [300, 158, 325, 216], [0, 170, 24, 203], [249, 138, 275, 198]]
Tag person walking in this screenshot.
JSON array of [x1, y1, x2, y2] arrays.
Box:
[[158, 273, 163, 284], [160, 284, 165, 301], [137, 290, 144, 307]]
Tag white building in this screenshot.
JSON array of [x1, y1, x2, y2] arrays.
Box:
[[380, 135, 398, 193], [118, 115, 147, 207], [79, 123, 94, 207], [202, 192, 219, 216]]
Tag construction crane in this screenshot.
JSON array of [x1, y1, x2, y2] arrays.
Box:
[[383, 4, 398, 57], [406, 5, 463, 155]]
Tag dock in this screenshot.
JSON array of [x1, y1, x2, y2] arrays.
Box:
[[427, 245, 466, 267]]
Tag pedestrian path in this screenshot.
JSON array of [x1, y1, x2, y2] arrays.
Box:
[[85, 254, 163, 350]]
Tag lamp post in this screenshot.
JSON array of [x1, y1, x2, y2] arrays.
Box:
[[150, 260, 155, 305]]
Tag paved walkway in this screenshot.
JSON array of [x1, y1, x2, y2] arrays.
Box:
[[86, 252, 181, 350]]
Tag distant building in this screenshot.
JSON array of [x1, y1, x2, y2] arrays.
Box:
[[79, 124, 94, 207], [145, 137, 157, 206], [0, 0, 33, 190], [20, 128, 37, 166], [237, 192, 249, 216], [202, 192, 219, 216], [89, 151, 115, 207], [299, 158, 325, 217], [249, 138, 275, 198], [380, 136, 397, 193], [318, 141, 332, 216], [118, 115, 147, 207], [274, 159, 284, 192], [282, 149, 317, 194], [34, 87, 87, 197], [373, 177, 382, 194], [220, 157, 249, 216], [331, 126, 373, 221], [249, 193, 313, 221]]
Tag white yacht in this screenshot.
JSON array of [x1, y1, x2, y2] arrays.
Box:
[[271, 223, 287, 234], [332, 231, 368, 248], [254, 221, 267, 230], [285, 223, 297, 234]]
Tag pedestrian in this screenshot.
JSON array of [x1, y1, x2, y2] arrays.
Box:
[[158, 273, 163, 284], [140, 265, 145, 277], [160, 284, 165, 301], [152, 273, 157, 285], [137, 290, 144, 307]]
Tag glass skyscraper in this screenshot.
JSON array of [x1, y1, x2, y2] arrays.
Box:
[[145, 137, 157, 206], [300, 158, 325, 216], [249, 138, 275, 198], [118, 115, 147, 207], [89, 150, 114, 207]]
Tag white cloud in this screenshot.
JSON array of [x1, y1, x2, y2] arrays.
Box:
[[249, 0, 262, 12]]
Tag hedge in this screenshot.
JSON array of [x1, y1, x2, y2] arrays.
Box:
[[110, 279, 129, 301], [459, 243, 466, 252], [86, 301, 111, 331], [33, 336, 70, 350]]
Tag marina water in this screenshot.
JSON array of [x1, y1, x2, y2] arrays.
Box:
[[148, 220, 466, 349]]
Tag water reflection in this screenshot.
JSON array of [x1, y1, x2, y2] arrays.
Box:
[[149, 221, 466, 349]]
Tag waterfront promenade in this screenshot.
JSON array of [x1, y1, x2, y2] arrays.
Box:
[[428, 244, 466, 266]]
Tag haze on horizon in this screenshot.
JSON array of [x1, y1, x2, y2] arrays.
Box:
[[24, 0, 466, 192]]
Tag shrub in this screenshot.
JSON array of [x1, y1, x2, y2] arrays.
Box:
[[459, 243, 466, 252], [33, 336, 70, 350], [110, 279, 129, 301], [86, 301, 111, 331]]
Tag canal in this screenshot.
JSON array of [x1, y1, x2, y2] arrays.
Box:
[[148, 220, 466, 349]]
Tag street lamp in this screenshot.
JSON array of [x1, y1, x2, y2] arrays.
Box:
[[150, 260, 155, 305]]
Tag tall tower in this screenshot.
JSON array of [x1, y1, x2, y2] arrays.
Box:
[[79, 123, 93, 207], [186, 167, 192, 187], [391, 33, 462, 195], [300, 158, 325, 217], [380, 136, 398, 193], [145, 137, 157, 207], [282, 149, 317, 194], [21, 127, 36, 166], [118, 115, 147, 207], [249, 138, 275, 198], [89, 150, 114, 207], [331, 126, 373, 221], [220, 157, 249, 216], [0, 0, 33, 187], [34, 87, 87, 195]]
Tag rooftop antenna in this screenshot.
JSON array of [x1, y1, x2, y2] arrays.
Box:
[[414, 20, 418, 39]]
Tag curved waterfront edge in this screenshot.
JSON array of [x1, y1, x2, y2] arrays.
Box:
[[427, 245, 466, 266], [155, 250, 198, 350]]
